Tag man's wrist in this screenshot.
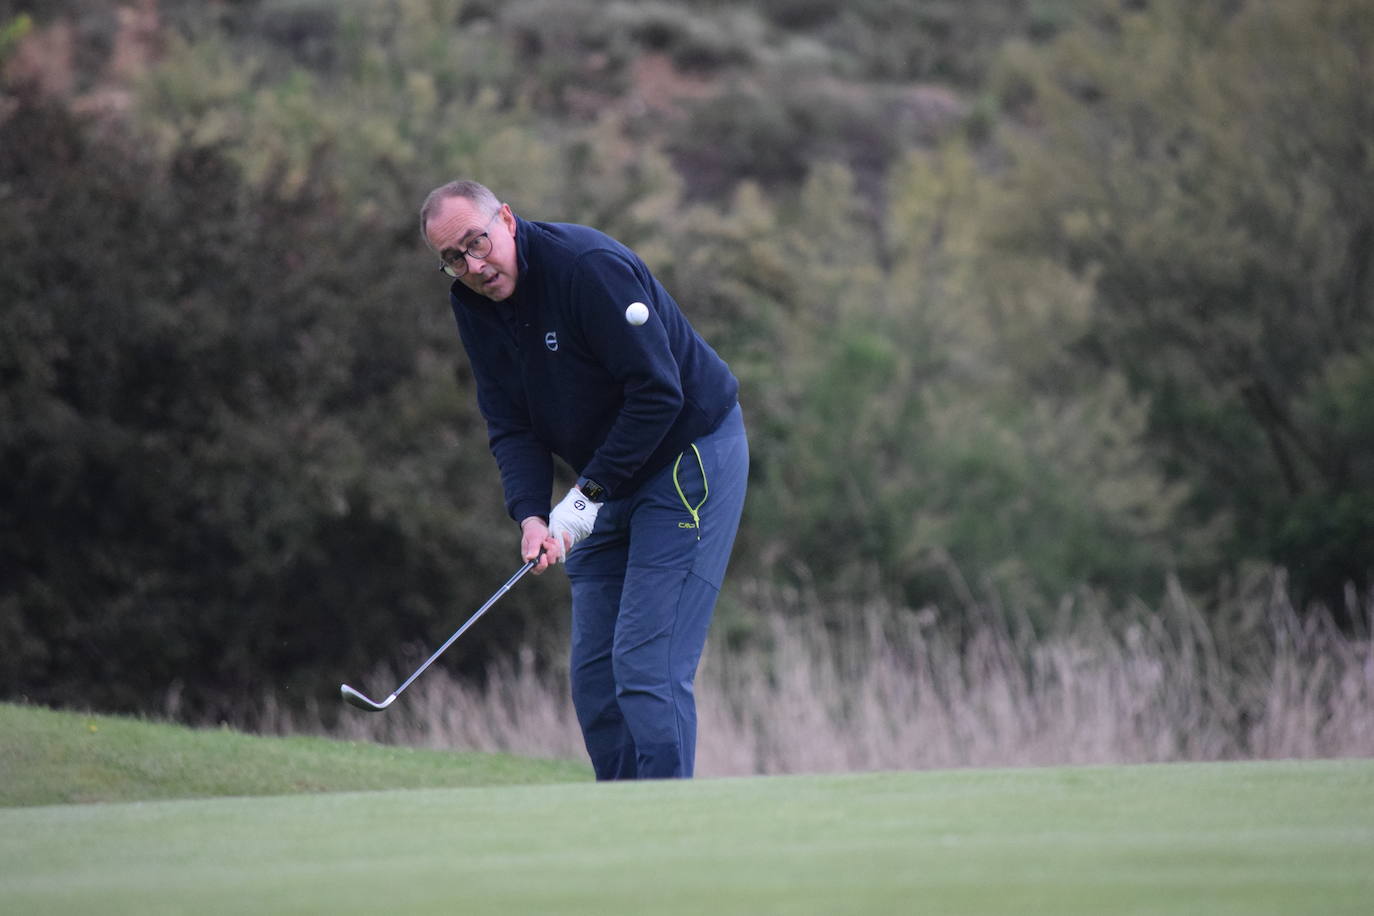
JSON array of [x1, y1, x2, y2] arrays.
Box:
[[576, 477, 606, 503]]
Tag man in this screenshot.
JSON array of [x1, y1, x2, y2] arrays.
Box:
[[419, 180, 748, 780]]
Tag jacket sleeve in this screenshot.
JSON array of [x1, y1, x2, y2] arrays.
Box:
[[568, 250, 683, 497], [480, 383, 555, 524], [452, 301, 554, 523]]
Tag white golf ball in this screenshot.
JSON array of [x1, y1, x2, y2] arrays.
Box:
[[625, 301, 649, 326]]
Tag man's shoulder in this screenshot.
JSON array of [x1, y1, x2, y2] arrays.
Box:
[[525, 219, 630, 264]]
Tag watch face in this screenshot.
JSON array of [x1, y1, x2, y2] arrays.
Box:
[[579, 478, 605, 502]]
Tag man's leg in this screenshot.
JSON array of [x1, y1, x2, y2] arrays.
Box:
[[613, 570, 728, 777], [614, 405, 749, 778], [567, 516, 637, 780]]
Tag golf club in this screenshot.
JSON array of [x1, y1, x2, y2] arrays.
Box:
[[340, 556, 538, 712]]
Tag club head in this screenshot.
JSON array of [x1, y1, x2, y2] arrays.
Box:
[[340, 683, 395, 712]]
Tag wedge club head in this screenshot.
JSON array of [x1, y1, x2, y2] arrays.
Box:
[[340, 684, 396, 712], [338, 557, 537, 713]]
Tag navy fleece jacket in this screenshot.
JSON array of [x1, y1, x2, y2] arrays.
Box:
[[450, 217, 739, 525]]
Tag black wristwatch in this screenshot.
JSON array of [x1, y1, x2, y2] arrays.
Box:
[[576, 477, 607, 503]]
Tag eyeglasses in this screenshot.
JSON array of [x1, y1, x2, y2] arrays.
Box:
[[437, 212, 500, 279]]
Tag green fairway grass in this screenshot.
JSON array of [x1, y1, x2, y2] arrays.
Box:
[[1, 710, 1370, 916], [0, 702, 589, 806]]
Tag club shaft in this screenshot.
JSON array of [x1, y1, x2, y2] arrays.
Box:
[[388, 558, 537, 700]]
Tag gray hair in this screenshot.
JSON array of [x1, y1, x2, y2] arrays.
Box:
[[419, 180, 502, 240]]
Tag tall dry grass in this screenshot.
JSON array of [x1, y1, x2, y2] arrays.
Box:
[[256, 574, 1374, 777]]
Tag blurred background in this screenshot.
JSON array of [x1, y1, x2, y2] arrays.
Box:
[[2, 0, 1370, 773]]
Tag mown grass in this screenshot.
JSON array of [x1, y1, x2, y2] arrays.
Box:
[[2, 753, 1371, 915], [0, 702, 589, 807]]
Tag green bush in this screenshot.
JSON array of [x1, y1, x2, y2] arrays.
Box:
[[990, 0, 1374, 616], [3, 0, 1368, 725]]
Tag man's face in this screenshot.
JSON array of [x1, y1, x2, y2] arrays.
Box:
[[425, 195, 518, 302]]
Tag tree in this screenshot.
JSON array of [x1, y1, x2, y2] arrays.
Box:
[[993, 0, 1374, 616]]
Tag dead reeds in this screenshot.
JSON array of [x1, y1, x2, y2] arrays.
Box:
[[254, 574, 1373, 776]]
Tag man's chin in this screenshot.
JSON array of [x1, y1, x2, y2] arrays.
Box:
[[475, 276, 513, 301], [472, 276, 516, 300]]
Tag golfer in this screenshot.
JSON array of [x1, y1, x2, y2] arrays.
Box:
[[420, 180, 748, 780]]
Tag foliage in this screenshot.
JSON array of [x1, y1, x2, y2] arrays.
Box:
[[727, 0, 1079, 82], [0, 12, 30, 60], [1, 0, 1369, 719], [667, 73, 929, 201], [709, 150, 1190, 614], [0, 89, 562, 718], [991, 0, 1374, 613]]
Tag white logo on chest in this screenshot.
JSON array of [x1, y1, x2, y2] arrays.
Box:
[[544, 332, 559, 352]]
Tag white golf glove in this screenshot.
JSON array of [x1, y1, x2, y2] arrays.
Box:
[[547, 486, 601, 561]]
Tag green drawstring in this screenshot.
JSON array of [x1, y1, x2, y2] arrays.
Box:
[[672, 444, 708, 540]]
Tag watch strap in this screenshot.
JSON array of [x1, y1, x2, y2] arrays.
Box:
[[576, 477, 606, 503]]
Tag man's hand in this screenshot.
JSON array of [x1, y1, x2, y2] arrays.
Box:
[[547, 486, 601, 562], [520, 517, 560, 574]]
